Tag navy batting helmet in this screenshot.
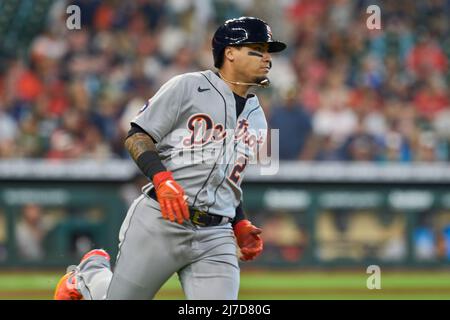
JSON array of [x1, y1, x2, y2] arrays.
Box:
[[212, 17, 287, 68]]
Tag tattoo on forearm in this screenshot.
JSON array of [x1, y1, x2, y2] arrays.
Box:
[[125, 133, 156, 161]]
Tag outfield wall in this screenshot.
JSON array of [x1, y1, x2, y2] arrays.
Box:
[[1, 160, 450, 268]]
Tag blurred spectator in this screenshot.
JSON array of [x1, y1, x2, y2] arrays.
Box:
[[349, 87, 387, 138], [30, 30, 68, 65], [158, 45, 197, 86], [46, 109, 85, 159], [81, 124, 113, 159], [314, 135, 344, 161], [16, 114, 46, 158], [0, 103, 18, 158], [16, 65, 43, 103], [341, 120, 381, 161], [382, 130, 412, 163], [269, 88, 312, 160], [413, 77, 449, 121], [406, 33, 448, 78], [312, 72, 358, 143], [415, 131, 441, 162], [15, 204, 48, 261]]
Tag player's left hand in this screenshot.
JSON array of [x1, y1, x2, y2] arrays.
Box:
[[233, 220, 263, 261]]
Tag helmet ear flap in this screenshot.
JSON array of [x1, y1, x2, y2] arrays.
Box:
[[213, 47, 225, 68], [214, 51, 224, 68]]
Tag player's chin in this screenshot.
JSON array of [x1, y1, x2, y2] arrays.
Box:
[[253, 75, 268, 84]]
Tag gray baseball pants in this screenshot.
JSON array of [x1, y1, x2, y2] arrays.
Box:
[[77, 194, 240, 300]]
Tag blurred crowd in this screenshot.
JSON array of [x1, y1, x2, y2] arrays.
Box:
[[0, 0, 449, 162]]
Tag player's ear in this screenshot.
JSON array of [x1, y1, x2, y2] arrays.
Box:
[[224, 47, 235, 63]]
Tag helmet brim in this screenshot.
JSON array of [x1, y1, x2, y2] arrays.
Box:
[[268, 41, 287, 53], [231, 41, 287, 53]]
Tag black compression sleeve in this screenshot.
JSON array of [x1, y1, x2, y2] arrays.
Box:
[[233, 202, 247, 226], [136, 151, 166, 180]]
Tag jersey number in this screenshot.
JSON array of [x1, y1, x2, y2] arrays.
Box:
[[229, 156, 248, 185]]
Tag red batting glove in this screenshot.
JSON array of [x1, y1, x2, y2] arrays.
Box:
[[233, 220, 263, 261], [153, 171, 190, 224]]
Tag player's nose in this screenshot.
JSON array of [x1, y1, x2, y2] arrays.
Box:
[[262, 52, 272, 67], [262, 51, 271, 61]]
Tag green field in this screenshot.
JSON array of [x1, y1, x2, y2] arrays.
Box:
[[1, 270, 450, 300]]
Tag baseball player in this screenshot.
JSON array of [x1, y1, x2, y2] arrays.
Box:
[[54, 16, 286, 300]]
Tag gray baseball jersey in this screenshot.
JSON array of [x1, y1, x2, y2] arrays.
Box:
[[71, 70, 267, 300], [132, 70, 267, 218]]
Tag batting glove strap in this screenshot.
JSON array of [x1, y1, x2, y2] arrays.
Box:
[[153, 171, 174, 189], [233, 219, 252, 234]]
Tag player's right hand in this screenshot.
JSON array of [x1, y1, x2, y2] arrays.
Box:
[[153, 171, 190, 224]]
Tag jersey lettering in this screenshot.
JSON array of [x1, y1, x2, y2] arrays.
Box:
[[183, 113, 227, 147], [228, 155, 249, 185]]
